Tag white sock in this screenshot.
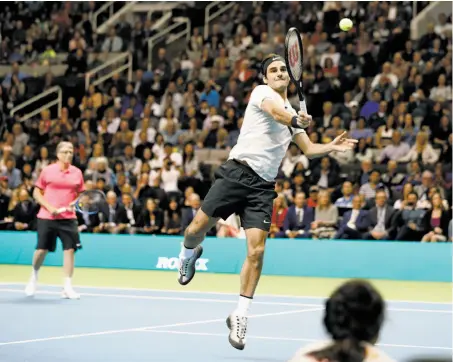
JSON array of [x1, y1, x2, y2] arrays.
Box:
[[64, 277, 72, 289], [31, 269, 38, 281], [235, 295, 252, 316], [180, 245, 194, 259]]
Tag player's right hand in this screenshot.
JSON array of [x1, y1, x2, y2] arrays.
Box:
[[296, 111, 312, 128]]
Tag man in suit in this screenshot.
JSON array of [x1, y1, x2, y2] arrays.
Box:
[[335, 195, 369, 240], [97, 191, 127, 234], [181, 193, 201, 234], [115, 192, 141, 234], [12, 189, 37, 231], [364, 190, 398, 240], [277, 192, 314, 238]]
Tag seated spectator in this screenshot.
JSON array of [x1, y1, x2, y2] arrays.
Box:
[[381, 160, 406, 192], [377, 131, 410, 163], [354, 138, 374, 163], [359, 169, 389, 200], [161, 198, 182, 235], [10, 189, 37, 231], [374, 114, 396, 149], [181, 193, 201, 233], [1, 157, 22, 189], [281, 143, 309, 179], [101, 27, 123, 52], [198, 119, 228, 149], [398, 132, 439, 165], [334, 181, 354, 209], [311, 190, 338, 239], [393, 183, 414, 210], [414, 170, 435, 202], [364, 190, 398, 240], [277, 192, 314, 239], [395, 192, 426, 241], [119, 193, 141, 234], [421, 193, 451, 242], [97, 191, 126, 234], [311, 157, 340, 191], [306, 185, 319, 208], [289, 280, 393, 362], [137, 198, 164, 235], [335, 195, 370, 240], [270, 195, 288, 238]]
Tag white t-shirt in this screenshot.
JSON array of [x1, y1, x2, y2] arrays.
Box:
[[228, 85, 305, 181]]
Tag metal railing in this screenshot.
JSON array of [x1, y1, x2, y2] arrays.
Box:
[[147, 18, 191, 71], [10, 86, 62, 122], [92, 1, 116, 31], [85, 52, 133, 91], [204, 2, 235, 39]]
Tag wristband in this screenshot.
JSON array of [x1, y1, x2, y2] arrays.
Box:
[[291, 116, 301, 129]]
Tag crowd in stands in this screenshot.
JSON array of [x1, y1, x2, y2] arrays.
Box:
[[0, 1, 451, 242]]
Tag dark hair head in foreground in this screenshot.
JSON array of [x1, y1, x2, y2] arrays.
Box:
[[309, 279, 385, 362]]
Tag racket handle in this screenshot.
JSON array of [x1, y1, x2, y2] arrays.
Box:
[[299, 100, 308, 114]]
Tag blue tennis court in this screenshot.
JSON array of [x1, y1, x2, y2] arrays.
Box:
[[0, 283, 451, 362]]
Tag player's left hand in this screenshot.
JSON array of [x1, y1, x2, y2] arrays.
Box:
[[330, 132, 358, 152], [297, 111, 312, 128]]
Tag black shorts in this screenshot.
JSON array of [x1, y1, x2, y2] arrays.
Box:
[[201, 159, 277, 232], [36, 218, 81, 252]]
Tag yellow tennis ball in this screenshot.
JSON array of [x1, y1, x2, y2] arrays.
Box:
[[339, 18, 353, 32]]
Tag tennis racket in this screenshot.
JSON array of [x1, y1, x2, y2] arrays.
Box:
[[285, 27, 307, 114], [55, 190, 107, 215]]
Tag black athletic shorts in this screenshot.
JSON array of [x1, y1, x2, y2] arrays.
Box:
[[36, 218, 81, 252], [201, 159, 277, 232]]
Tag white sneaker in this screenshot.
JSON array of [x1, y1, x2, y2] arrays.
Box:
[[61, 287, 80, 299], [226, 313, 248, 350], [24, 279, 37, 297]]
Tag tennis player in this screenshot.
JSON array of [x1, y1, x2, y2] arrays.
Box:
[[25, 141, 85, 299], [177, 54, 357, 350]]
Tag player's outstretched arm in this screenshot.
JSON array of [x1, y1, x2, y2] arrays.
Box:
[[261, 99, 310, 128], [293, 131, 358, 159]]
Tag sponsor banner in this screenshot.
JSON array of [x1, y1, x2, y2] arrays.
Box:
[[0, 232, 451, 282]]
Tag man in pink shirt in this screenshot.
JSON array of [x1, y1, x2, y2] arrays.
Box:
[[25, 142, 85, 299]]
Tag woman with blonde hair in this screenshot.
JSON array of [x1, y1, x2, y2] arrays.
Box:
[[311, 190, 338, 239], [398, 132, 439, 165], [421, 193, 451, 242]]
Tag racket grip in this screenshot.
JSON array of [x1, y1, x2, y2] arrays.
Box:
[[299, 100, 308, 114]]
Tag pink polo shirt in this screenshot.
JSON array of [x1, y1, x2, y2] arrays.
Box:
[[35, 163, 86, 220]]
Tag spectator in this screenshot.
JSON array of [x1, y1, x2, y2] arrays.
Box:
[[10, 189, 37, 231], [137, 198, 164, 235], [334, 181, 354, 208], [161, 198, 182, 235], [377, 130, 410, 163], [395, 192, 426, 241], [398, 132, 439, 165], [269, 195, 288, 238], [364, 190, 398, 240], [1, 157, 22, 189], [359, 169, 389, 200], [311, 190, 338, 239], [421, 193, 451, 242], [278, 192, 313, 239], [335, 195, 370, 240], [101, 27, 123, 53], [181, 193, 201, 233]]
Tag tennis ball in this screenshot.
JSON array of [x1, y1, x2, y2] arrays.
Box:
[[339, 18, 353, 32]]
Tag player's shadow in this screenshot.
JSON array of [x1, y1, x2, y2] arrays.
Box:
[[0, 297, 64, 305]]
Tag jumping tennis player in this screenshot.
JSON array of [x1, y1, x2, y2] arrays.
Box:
[[25, 141, 85, 299], [177, 54, 357, 350]]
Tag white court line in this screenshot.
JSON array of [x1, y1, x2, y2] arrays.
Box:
[[0, 288, 450, 314], [144, 330, 453, 351], [0, 307, 322, 347], [0, 282, 450, 305]]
